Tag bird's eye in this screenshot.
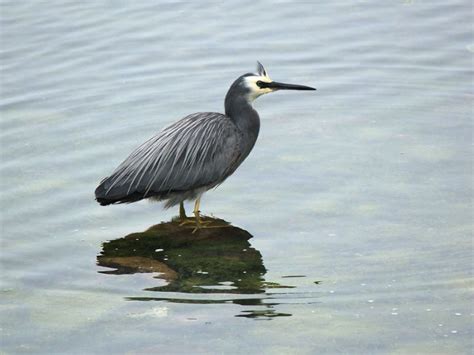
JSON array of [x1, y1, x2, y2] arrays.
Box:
[[256, 80, 263, 88]]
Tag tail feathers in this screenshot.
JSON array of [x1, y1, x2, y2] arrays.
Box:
[[95, 192, 145, 206], [95, 176, 152, 206]]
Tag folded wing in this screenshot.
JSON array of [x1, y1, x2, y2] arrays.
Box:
[[95, 112, 241, 205]]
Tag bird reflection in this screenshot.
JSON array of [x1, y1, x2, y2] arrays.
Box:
[[97, 217, 292, 319]]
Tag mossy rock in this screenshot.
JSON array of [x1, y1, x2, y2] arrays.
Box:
[[98, 217, 270, 294]]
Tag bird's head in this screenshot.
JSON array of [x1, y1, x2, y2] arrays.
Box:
[[241, 61, 316, 102]]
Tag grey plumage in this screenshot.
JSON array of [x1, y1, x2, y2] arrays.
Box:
[[95, 62, 315, 213], [95, 112, 242, 207]]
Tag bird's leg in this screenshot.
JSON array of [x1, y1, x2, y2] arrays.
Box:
[[193, 196, 211, 224], [178, 196, 209, 229], [179, 196, 213, 231], [193, 195, 202, 224], [179, 201, 187, 220], [178, 201, 195, 226], [191, 196, 212, 232]]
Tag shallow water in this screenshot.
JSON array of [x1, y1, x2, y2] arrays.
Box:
[[1, 1, 473, 354]]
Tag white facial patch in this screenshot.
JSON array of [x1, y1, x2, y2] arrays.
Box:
[[243, 73, 273, 102]]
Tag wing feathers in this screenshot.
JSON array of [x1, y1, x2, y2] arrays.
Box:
[[95, 112, 241, 204]]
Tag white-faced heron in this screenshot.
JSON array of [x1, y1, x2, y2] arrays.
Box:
[[95, 62, 315, 227]]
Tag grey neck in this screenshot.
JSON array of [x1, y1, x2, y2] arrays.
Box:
[[225, 94, 260, 156], [224, 78, 261, 157]]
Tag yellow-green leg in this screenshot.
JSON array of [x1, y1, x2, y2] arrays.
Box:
[[179, 201, 186, 219], [179, 196, 212, 231], [193, 196, 202, 224]]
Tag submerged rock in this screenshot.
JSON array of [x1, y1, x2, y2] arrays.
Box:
[[97, 217, 269, 294]]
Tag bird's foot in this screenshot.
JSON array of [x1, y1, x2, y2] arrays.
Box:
[[191, 219, 213, 234], [178, 215, 213, 233], [178, 217, 204, 226]]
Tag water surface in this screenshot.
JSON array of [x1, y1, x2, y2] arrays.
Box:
[[1, 1, 472, 354]]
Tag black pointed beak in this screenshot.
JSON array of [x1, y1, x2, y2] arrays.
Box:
[[265, 81, 316, 91]]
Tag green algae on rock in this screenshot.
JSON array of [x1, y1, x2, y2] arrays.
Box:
[[98, 217, 282, 294]]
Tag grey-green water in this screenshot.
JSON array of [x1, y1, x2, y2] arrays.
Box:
[[1, 1, 472, 354]]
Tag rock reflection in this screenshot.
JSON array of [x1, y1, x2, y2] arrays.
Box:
[[97, 217, 293, 319]]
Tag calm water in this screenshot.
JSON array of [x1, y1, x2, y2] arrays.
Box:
[[1, 1, 472, 354]]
